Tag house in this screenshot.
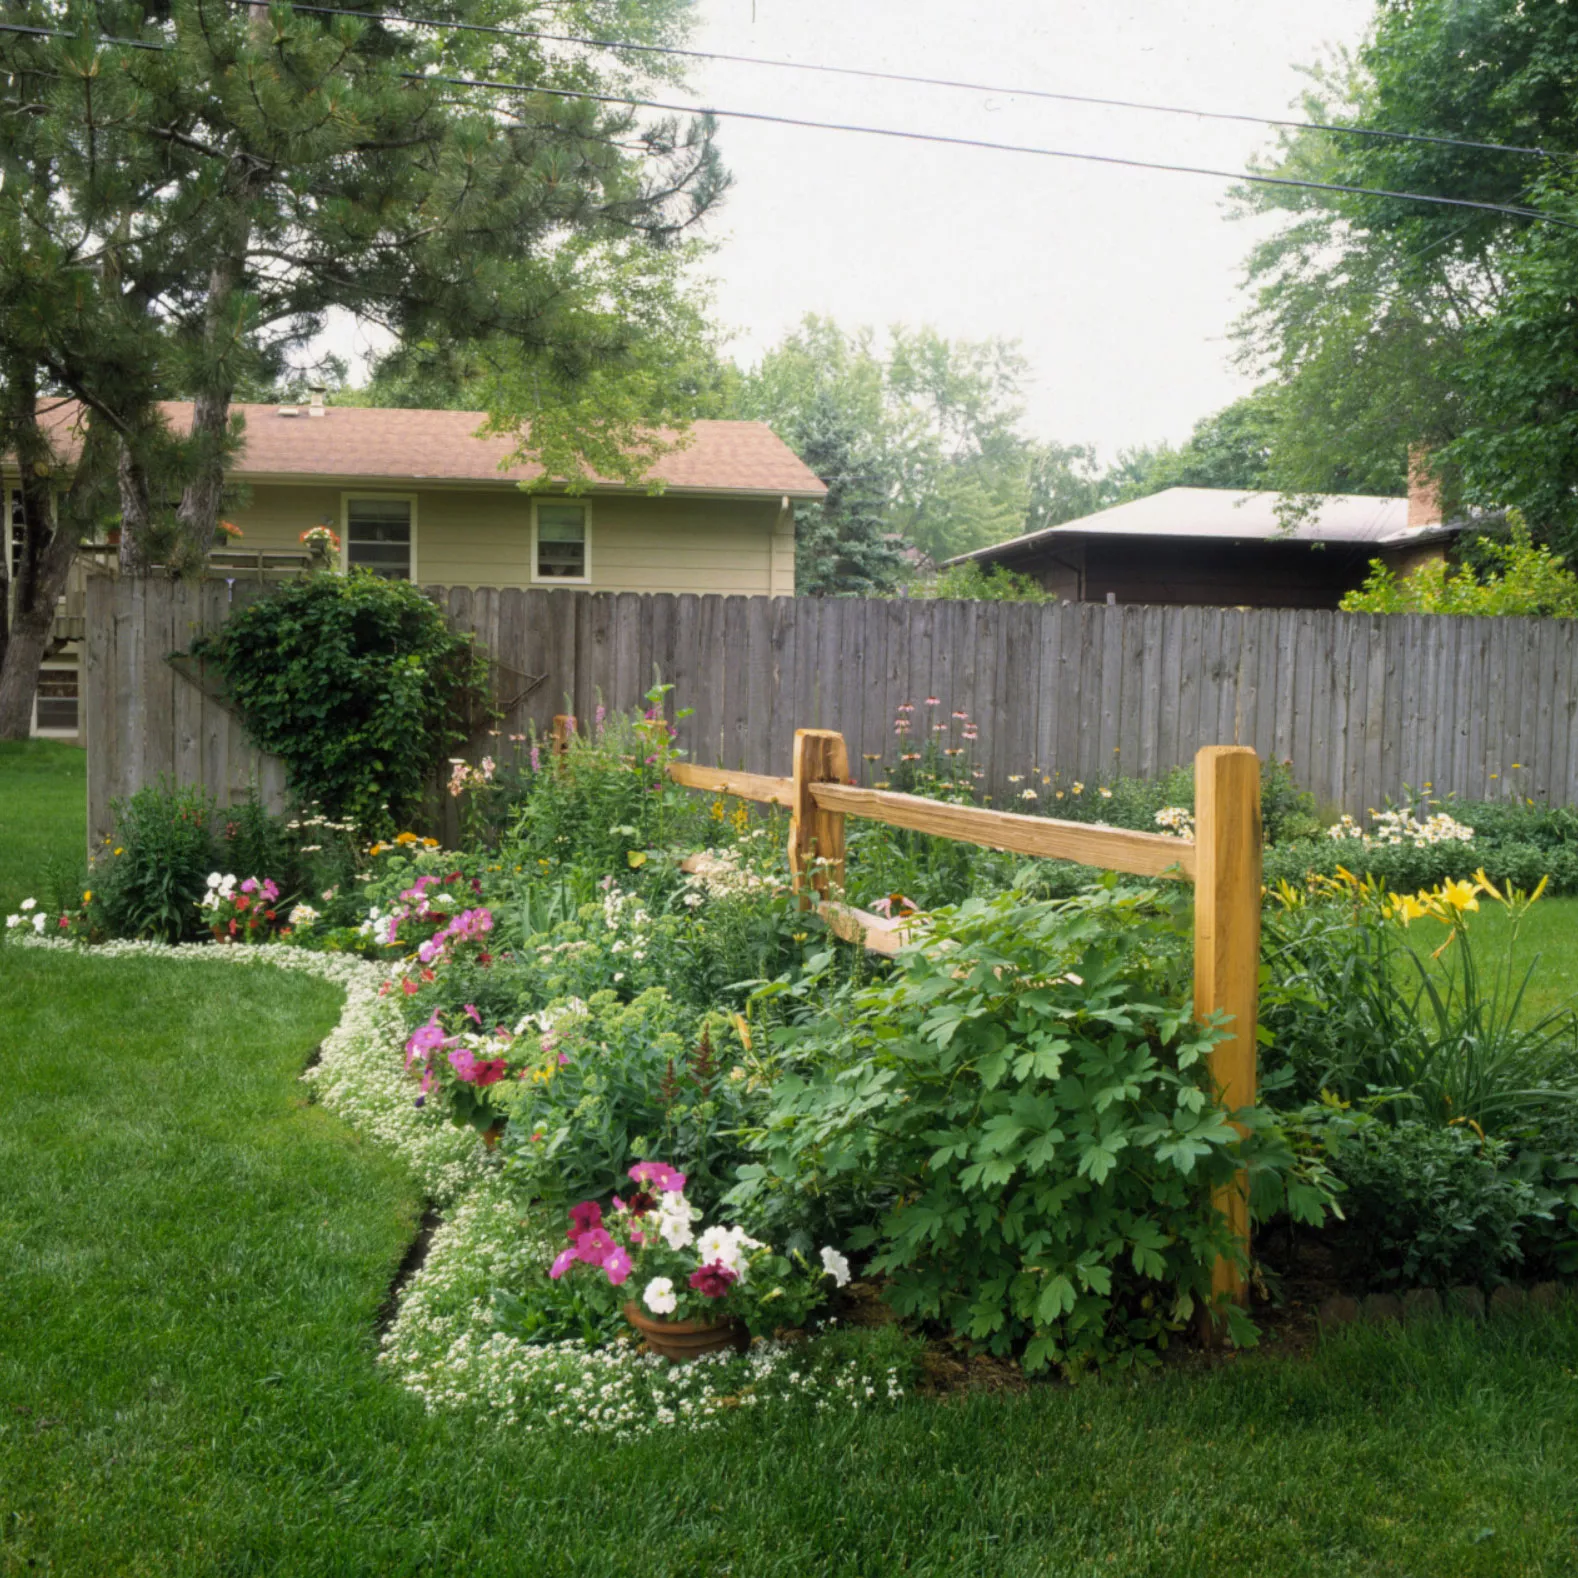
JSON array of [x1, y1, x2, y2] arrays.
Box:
[[944, 473, 1463, 610], [5, 399, 826, 736]]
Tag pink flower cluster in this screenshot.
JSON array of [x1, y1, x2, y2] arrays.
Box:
[[415, 906, 494, 965], [548, 1162, 687, 1287], [404, 1007, 510, 1091]]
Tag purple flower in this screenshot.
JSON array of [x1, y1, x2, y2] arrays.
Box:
[[688, 1262, 738, 1299], [447, 1046, 480, 1083], [530, 745, 541, 773], [548, 1247, 578, 1280], [603, 1246, 632, 1285]]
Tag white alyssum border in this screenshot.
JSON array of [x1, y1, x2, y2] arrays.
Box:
[[11, 933, 910, 1433], [9, 934, 487, 1203]]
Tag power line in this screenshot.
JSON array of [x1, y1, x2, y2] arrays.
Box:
[[274, 0, 1567, 164], [432, 71, 1578, 229], [2, 18, 1573, 230]]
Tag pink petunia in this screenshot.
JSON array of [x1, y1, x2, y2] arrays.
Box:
[[603, 1246, 632, 1285], [574, 1228, 615, 1266], [688, 1261, 738, 1299], [548, 1247, 578, 1280], [463, 1004, 482, 1025], [627, 1160, 686, 1193]]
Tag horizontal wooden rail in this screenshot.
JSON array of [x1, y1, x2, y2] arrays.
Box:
[[807, 782, 1196, 881], [667, 762, 796, 809]]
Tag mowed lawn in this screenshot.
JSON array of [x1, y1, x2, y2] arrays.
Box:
[[0, 738, 85, 916], [1, 945, 1576, 1578]]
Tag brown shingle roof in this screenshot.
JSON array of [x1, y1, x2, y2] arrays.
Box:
[[37, 402, 827, 499]]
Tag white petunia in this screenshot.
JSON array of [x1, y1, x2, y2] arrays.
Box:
[[206, 872, 223, 888], [820, 1246, 851, 1287], [30, 914, 45, 934], [19, 898, 36, 911], [643, 1276, 678, 1316], [4, 914, 19, 929]]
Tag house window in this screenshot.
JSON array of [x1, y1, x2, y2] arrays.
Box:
[[344, 495, 414, 580], [534, 502, 589, 582], [34, 665, 78, 736]]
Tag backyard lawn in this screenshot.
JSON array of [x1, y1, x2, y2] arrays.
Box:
[[0, 739, 84, 916], [1, 944, 1575, 1577]]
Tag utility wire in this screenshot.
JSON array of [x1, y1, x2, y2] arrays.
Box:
[[273, 0, 1566, 163], [2, 18, 1573, 229]]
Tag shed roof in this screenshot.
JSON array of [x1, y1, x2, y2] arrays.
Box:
[[947, 486, 1463, 565], [36, 401, 827, 500]]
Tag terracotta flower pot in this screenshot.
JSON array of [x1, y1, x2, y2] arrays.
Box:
[[623, 1301, 750, 1363]]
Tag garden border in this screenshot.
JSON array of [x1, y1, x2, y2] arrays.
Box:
[[569, 715, 1263, 1323]]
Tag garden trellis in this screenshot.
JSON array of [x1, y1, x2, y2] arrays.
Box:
[[595, 715, 1263, 1318]]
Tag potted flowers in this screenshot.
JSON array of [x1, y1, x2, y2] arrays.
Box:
[[548, 1160, 851, 1363], [299, 523, 340, 569]]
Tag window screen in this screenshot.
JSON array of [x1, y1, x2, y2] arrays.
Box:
[[35, 667, 78, 733], [346, 497, 412, 580], [536, 504, 587, 579]]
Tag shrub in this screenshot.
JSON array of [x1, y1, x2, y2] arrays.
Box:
[[497, 989, 762, 1215], [190, 572, 488, 834], [732, 886, 1333, 1374], [95, 781, 219, 941], [1328, 1119, 1547, 1289]]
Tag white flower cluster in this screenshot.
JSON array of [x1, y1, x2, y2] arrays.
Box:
[[1327, 808, 1475, 848], [379, 1180, 905, 1438], [682, 846, 777, 904], [4, 896, 46, 933], [1153, 806, 1195, 839], [287, 903, 320, 928]]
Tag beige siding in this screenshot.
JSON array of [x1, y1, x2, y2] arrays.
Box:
[[229, 482, 791, 595]]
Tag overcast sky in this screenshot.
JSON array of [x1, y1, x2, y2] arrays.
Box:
[[685, 0, 1379, 457]]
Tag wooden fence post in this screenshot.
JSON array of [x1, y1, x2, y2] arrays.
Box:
[[790, 728, 849, 903], [1193, 745, 1262, 1325]]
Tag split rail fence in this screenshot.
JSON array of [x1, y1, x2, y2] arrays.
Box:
[[661, 721, 1263, 1319], [86, 576, 1578, 843]]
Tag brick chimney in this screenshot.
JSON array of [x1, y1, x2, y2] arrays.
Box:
[[1407, 446, 1441, 528]]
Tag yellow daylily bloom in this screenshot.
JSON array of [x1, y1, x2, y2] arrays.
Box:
[[1439, 878, 1481, 914], [1472, 868, 1502, 902], [1385, 893, 1430, 926]]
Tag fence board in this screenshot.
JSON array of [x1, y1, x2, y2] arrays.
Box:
[[86, 582, 1578, 841]]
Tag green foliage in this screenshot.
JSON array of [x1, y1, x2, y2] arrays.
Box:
[[913, 561, 1055, 603], [732, 316, 1037, 570], [1328, 1118, 1546, 1290], [1260, 878, 1578, 1133], [498, 990, 757, 1214], [1341, 516, 1578, 617], [733, 889, 1333, 1374], [96, 781, 219, 942], [191, 573, 487, 834]]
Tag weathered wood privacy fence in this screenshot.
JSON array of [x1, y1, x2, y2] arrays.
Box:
[[665, 724, 1264, 1315], [85, 576, 1578, 841]]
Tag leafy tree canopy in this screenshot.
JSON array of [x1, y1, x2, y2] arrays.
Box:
[[1233, 0, 1578, 549]]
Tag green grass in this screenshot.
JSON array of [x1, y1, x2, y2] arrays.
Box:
[[2, 949, 1577, 1576], [0, 739, 86, 916]]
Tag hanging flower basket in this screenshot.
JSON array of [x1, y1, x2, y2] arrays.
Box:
[[622, 1301, 749, 1363]]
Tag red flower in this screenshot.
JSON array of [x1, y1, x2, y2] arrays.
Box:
[[401, 978, 419, 997], [688, 1262, 738, 1299], [235, 894, 250, 912], [478, 951, 493, 967], [567, 1201, 603, 1239], [264, 909, 276, 921], [472, 1058, 508, 1087], [420, 968, 435, 983], [228, 919, 238, 937]]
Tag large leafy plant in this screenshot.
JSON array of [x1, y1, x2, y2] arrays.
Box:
[[191, 573, 488, 834], [733, 886, 1332, 1375]]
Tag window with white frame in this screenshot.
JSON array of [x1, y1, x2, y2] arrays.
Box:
[[34, 665, 79, 735], [534, 502, 589, 581], [345, 496, 413, 579]]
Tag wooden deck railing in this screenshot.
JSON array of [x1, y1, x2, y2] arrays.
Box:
[[556, 716, 1263, 1324]]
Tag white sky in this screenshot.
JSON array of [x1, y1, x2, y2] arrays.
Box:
[[686, 0, 1377, 457]]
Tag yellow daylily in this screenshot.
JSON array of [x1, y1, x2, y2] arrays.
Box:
[[1438, 878, 1481, 914], [1472, 868, 1502, 903], [1385, 893, 1430, 926]]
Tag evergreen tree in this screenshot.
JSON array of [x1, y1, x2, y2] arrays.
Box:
[[0, 0, 725, 735]]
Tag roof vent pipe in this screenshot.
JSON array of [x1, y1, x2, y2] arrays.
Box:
[[307, 384, 327, 417]]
